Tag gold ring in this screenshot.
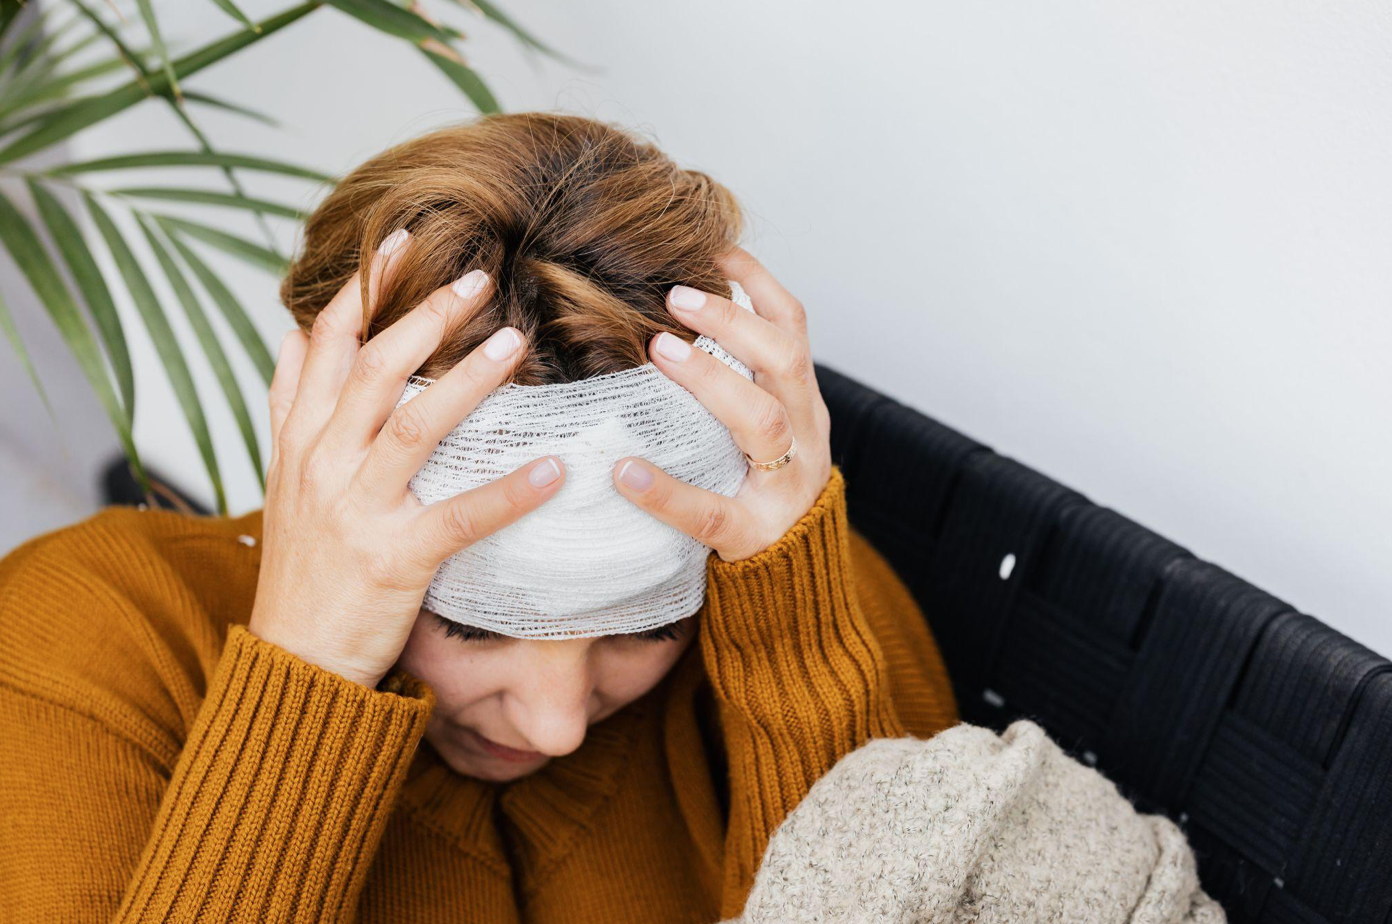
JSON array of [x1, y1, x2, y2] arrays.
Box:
[[746, 436, 797, 472]]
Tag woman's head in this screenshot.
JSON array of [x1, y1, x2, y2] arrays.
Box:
[[281, 112, 742, 781], [282, 111, 742, 384]]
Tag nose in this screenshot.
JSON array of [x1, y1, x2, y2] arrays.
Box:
[[504, 643, 595, 757]]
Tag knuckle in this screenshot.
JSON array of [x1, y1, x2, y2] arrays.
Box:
[[715, 297, 741, 329], [753, 398, 792, 443], [693, 502, 733, 547], [692, 351, 723, 386], [309, 308, 345, 345], [438, 500, 482, 546], [275, 419, 305, 457], [785, 297, 808, 326], [775, 340, 812, 381], [386, 401, 430, 449], [648, 476, 677, 511], [351, 343, 390, 384], [267, 389, 294, 422], [296, 453, 326, 496], [419, 294, 455, 332], [364, 549, 410, 590], [457, 356, 490, 392], [500, 476, 534, 514]]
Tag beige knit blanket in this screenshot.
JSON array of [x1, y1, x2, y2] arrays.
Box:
[[726, 720, 1226, 924]]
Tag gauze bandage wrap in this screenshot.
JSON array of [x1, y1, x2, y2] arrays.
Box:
[[400, 280, 756, 638]]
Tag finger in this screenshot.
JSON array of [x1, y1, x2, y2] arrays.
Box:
[[413, 455, 566, 564], [267, 328, 309, 466], [357, 325, 527, 497], [612, 457, 759, 561], [649, 331, 796, 465], [715, 245, 807, 336], [284, 227, 412, 440], [665, 283, 817, 434], [326, 269, 493, 450]]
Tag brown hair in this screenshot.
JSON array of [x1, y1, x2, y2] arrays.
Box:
[[279, 112, 743, 383]]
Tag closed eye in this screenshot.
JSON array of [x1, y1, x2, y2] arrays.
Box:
[[627, 622, 684, 642], [430, 612, 688, 644], [434, 617, 504, 643]]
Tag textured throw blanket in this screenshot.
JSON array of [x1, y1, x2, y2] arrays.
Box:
[[726, 720, 1225, 924]]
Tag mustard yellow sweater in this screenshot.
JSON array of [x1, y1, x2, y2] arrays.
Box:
[[0, 468, 957, 923]]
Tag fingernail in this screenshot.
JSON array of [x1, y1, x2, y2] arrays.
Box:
[[617, 459, 654, 491], [483, 326, 522, 361], [653, 332, 692, 362], [669, 285, 707, 312], [378, 228, 410, 255], [529, 457, 561, 487], [451, 269, 488, 300]]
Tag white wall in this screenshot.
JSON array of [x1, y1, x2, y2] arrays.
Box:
[[20, 0, 1391, 649]]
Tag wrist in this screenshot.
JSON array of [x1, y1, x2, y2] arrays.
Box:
[[717, 460, 835, 562], [713, 465, 844, 570], [247, 614, 387, 689]]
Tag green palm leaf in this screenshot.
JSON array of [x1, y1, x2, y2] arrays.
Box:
[[0, 52, 131, 119], [140, 215, 263, 489], [0, 188, 147, 491], [0, 0, 552, 506], [180, 90, 281, 127], [0, 2, 318, 164], [133, 0, 181, 100], [326, 0, 453, 45], [111, 186, 306, 220], [86, 193, 226, 513], [0, 7, 59, 78], [151, 214, 288, 274], [27, 179, 135, 417], [65, 0, 154, 92], [423, 48, 499, 113], [0, 4, 24, 39], [4, 16, 87, 87], [445, 0, 573, 63], [163, 226, 275, 386], [208, 0, 259, 33], [50, 149, 333, 182]]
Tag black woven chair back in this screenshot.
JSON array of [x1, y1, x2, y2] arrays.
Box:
[[817, 364, 1392, 924]]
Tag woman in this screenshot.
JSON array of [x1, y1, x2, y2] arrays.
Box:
[[0, 113, 957, 923]]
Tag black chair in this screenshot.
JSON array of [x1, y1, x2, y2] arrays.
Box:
[[817, 364, 1392, 924]]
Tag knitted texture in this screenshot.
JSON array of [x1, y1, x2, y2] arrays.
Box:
[[399, 281, 757, 638], [0, 468, 959, 923], [701, 465, 907, 918], [726, 720, 1226, 924]]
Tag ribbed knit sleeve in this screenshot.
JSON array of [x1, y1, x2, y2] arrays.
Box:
[[699, 467, 905, 917], [0, 505, 435, 924], [112, 626, 433, 922]]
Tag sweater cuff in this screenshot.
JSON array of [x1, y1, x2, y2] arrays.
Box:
[[700, 467, 902, 760], [117, 626, 433, 921]]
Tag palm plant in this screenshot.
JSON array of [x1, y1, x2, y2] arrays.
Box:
[[0, 0, 566, 513]]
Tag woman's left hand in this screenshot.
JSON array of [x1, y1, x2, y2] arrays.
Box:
[[613, 246, 833, 562]]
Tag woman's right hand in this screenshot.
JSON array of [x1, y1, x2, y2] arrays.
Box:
[[248, 229, 566, 689]]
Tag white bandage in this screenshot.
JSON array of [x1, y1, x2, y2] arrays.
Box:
[[400, 281, 755, 638]]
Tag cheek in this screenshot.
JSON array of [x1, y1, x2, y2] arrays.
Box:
[[593, 638, 694, 705], [396, 617, 498, 714]]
